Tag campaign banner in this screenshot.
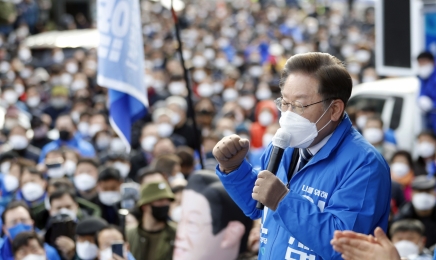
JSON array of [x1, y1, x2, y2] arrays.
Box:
[[97, 0, 148, 151]]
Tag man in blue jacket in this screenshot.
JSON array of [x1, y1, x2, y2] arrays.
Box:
[[213, 52, 391, 260], [0, 201, 60, 260]]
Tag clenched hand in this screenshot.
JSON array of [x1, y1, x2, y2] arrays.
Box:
[[213, 135, 250, 173], [252, 170, 289, 211]]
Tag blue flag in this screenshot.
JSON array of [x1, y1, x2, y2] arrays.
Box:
[[97, 0, 148, 151]]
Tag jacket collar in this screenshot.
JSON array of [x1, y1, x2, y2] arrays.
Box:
[[304, 113, 353, 168]]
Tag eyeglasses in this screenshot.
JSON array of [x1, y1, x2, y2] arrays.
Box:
[[274, 97, 331, 114]]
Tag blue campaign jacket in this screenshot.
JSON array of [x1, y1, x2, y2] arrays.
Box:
[[216, 114, 391, 260], [0, 237, 61, 260]]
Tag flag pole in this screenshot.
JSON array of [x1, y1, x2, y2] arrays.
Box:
[[170, 0, 205, 169]]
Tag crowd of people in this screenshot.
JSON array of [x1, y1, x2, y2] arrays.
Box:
[[0, 0, 434, 259]]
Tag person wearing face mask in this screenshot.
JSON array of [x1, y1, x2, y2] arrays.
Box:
[[42, 86, 71, 127], [5, 124, 40, 163], [250, 101, 279, 149], [414, 131, 436, 177], [0, 160, 24, 208], [390, 219, 433, 260], [95, 167, 123, 225], [45, 189, 91, 259], [97, 225, 136, 260], [15, 168, 48, 218], [39, 114, 96, 163], [73, 217, 108, 260], [0, 86, 29, 113], [249, 123, 281, 171], [416, 52, 436, 134], [391, 151, 415, 202], [25, 87, 44, 116], [73, 158, 100, 203], [363, 116, 397, 162], [0, 201, 61, 260], [12, 231, 47, 260], [166, 96, 199, 150], [30, 117, 52, 150], [105, 153, 131, 181], [394, 176, 436, 249], [129, 123, 159, 180], [154, 154, 184, 186], [126, 181, 176, 260], [212, 53, 391, 260], [152, 108, 177, 140]]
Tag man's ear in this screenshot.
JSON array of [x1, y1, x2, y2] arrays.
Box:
[[220, 221, 245, 249], [330, 100, 345, 122]]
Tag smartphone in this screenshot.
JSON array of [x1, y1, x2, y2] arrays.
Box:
[[120, 183, 140, 209], [111, 243, 124, 257]]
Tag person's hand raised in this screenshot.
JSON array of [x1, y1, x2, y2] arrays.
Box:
[[213, 135, 250, 173]]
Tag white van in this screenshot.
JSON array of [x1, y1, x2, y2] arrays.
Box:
[[348, 77, 422, 153]]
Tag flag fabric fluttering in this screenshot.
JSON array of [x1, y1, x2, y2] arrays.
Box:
[[97, 0, 148, 152]]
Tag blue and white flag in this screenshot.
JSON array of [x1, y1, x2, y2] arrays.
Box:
[[97, 0, 148, 151]]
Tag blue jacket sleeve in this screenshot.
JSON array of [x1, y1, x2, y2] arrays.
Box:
[[216, 160, 263, 220], [44, 244, 61, 260], [272, 159, 391, 260]]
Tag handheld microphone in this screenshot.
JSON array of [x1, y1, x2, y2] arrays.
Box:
[[256, 128, 292, 210]]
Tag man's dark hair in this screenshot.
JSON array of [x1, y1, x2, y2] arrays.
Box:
[[98, 167, 122, 182], [57, 113, 76, 127], [12, 231, 44, 256], [154, 155, 181, 177], [24, 167, 45, 180], [279, 52, 352, 108], [137, 167, 165, 183], [418, 130, 436, 140], [417, 51, 434, 62], [49, 188, 77, 205], [48, 178, 75, 193], [77, 158, 99, 169], [391, 150, 413, 167], [95, 225, 126, 247], [1, 201, 32, 225], [0, 151, 19, 164], [185, 170, 252, 255], [390, 219, 425, 237], [366, 115, 383, 128], [176, 146, 195, 169]]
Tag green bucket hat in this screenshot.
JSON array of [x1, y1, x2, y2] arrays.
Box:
[[137, 181, 175, 207]]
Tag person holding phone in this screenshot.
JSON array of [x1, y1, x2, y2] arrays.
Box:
[[96, 225, 135, 260]]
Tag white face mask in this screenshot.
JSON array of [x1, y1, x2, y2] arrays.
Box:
[[99, 248, 113, 260], [4, 90, 18, 105], [98, 191, 122, 206], [171, 206, 182, 222], [57, 207, 77, 220], [412, 192, 436, 211], [96, 136, 111, 150], [256, 88, 272, 100], [158, 123, 174, 138], [1, 161, 11, 174], [394, 240, 420, 258], [66, 62, 78, 74], [222, 88, 239, 102], [112, 162, 130, 178], [22, 182, 45, 202], [168, 82, 186, 96], [197, 83, 214, 98], [63, 160, 76, 176], [258, 111, 273, 127], [418, 64, 434, 79], [4, 174, 19, 192], [9, 135, 29, 150], [22, 254, 46, 260], [77, 122, 89, 136], [27, 96, 41, 108], [417, 142, 436, 158], [279, 103, 332, 148], [238, 96, 255, 110], [47, 166, 65, 178], [363, 128, 384, 144], [74, 173, 97, 191], [76, 241, 99, 260], [193, 70, 207, 82], [391, 162, 410, 178], [110, 138, 126, 153], [171, 113, 181, 126], [44, 196, 51, 210], [141, 136, 158, 152], [88, 124, 102, 138], [262, 133, 274, 148]]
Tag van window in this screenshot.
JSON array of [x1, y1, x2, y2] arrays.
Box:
[[390, 97, 403, 130], [347, 96, 386, 115]]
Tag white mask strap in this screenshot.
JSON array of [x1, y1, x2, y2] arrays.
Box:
[[315, 101, 333, 124]]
